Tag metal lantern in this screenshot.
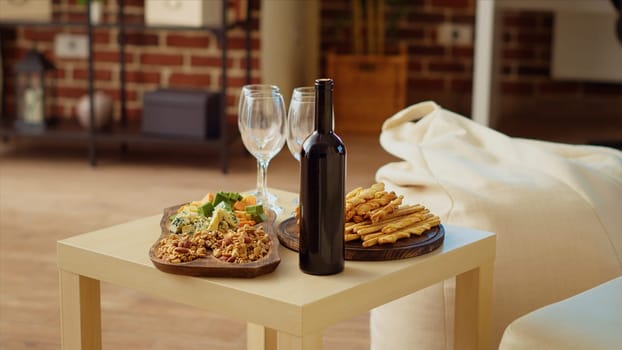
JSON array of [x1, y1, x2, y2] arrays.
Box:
[[14, 49, 55, 131]]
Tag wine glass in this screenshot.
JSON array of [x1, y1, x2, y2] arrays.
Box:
[[287, 86, 315, 161], [286, 87, 315, 208], [237, 84, 280, 125], [238, 90, 287, 212]]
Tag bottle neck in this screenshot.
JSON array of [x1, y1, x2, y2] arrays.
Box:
[[315, 79, 334, 134]]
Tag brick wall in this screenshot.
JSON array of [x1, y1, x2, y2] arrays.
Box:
[[2, 0, 621, 132], [321, 0, 622, 125], [1, 0, 260, 124]]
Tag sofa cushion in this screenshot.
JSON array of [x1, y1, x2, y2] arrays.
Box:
[[499, 276, 622, 350], [370, 101, 622, 349]]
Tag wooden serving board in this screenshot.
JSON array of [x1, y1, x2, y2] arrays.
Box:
[[149, 204, 280, 278], [277, 217, 444, 261]]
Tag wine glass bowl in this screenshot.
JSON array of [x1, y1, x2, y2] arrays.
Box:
[[237, 87, 286, 211], [287, 86, 315, 162]]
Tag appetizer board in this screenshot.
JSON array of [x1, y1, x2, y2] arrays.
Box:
[[277, 217, 444, 261], [149, 204, 280, 278]]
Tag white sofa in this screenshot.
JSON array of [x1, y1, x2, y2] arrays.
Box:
[[369, 101, 622, 349], [498, 275, 622, 350]]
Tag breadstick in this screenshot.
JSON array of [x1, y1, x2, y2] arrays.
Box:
[[379, 216, 441, 244], [362, 237, 380, 247], [355, 216, 405, 235], [345, 233, 361, 242], [345, 220, 371, 234], [360, 231, 386, 241], [381, 211, 431, 234], [346, 187, 363, 199], [389, 204, 425, 217], [369, 195, 403, 223]]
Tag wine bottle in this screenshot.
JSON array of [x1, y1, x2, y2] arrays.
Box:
[[299, 78, 346, 275]]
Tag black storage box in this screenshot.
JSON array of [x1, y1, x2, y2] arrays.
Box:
[[142, 89, 221, 139]]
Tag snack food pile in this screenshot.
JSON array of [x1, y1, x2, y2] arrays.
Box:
[[157, 192, 271, 264], [155, 225, 271, 264], [345, 183, 441, 247]]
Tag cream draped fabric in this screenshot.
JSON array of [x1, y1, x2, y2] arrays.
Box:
[[370, 101, 622, 349]]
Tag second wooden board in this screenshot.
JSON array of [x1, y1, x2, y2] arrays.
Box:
[[277, 217, 444, 261]]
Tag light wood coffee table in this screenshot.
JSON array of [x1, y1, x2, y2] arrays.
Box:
[[57, 189, 495, 350]]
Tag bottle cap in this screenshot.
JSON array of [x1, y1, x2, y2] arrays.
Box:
[[315, 78, 334, 88]]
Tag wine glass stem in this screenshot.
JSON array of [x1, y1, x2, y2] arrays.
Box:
[[256, 160, 269, 203]]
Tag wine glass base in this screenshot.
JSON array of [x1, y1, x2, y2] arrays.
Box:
[[247, 190, 285, 216]]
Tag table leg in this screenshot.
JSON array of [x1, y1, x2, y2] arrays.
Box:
[[454, 261, 494, 350], [277, 331, 322, 350], [247, 323, 277, 350], [59, 270, 102, 350]]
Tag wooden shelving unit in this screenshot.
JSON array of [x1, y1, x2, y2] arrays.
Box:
[[0, 0, 252, 173]]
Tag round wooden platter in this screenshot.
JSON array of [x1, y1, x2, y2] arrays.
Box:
[[277, 217, 444, 261], [149, 204, 280, 278]]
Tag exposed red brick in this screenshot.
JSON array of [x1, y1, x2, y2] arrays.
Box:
[[226, 113, 237, 124], [226, 76, 260, 88], [450, 46, 473, 58], [124, 71, 161, 84], [56, 86, 87, 99], [226, 94, 237, 107], [123, 14, 144, 25], [321, 43, 352, 55], [123, 0, 145, 7], [429, 61, 465, 73], [504, 13, 539, 28], [396, 28, 425, 40], [502, 65, 513, 75], [166, 34, 210, 48], [430, 0, 470, 9], [140, 53, 183, 66], [450, 78, 472, 93], [52, 105, 65, 118], [94, 50, 133, 63], [408, 12, 445, 23], [220, 37, 260, 50], [169, 73, 211, 88], [99, 88, 138, 102], [516, 32, 551, 45], [450, 14, 475, 24], [501, 81, 534, 95], [93, 30, 110, 44], [321, 7, 349, 18], [73, 68, 113, 81], [537, 82, 580, 95], [408, 60, 423, 72], [409, 77, 445, 90], [191, 55, 225, 67], [126, 106, 142, 120], [503, 31, 513, 43], [408, 44, 445, 56], [54, 69, 66, 79], [23, 28, 58, 42], [239, 57, 260, 70], [516, 65, 549, 77], [248, 0, 260, 11], [502, 48, 535, 60], [124, 32, 159, 46], [67, 13, 87, 22]]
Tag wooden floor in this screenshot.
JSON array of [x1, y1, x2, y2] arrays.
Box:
[[1, 114, 620, 349], [0, 134, 396, 350]]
